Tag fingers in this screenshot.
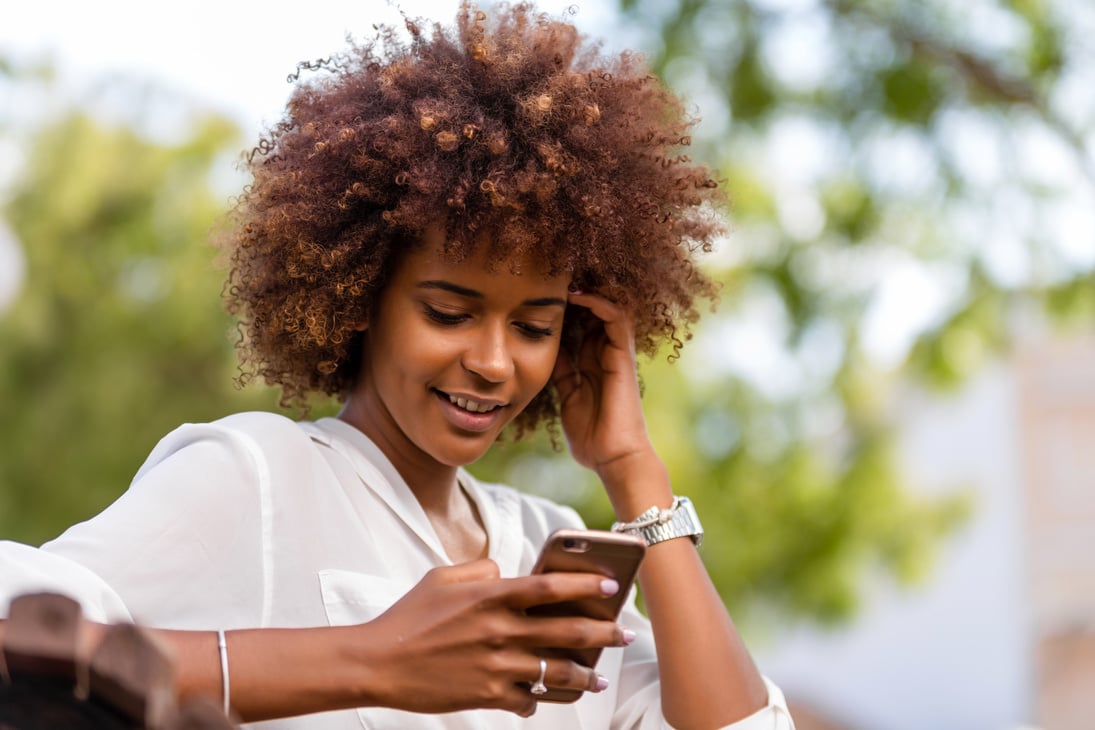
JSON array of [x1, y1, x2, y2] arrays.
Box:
[[551, 350, 579, 386], [492, 573, 632, 653], [424, 558, 501, 584], [469, 651, 608, 717], [420, 561, 620, 620], [518, 614, 633, 651], [539, 656, 607, 694], [501, 571, 620, 611], [565, 291, 637, 383], [374, 563, 623, 718], [551, 355, 584, 405], [566, 288, 622, 319], [527, 655, 606, 695], [505, 656, 607, 716], [528, 657, 549, 696], [566, 290, 634, 342]]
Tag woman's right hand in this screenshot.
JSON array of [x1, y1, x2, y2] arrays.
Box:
[[348, 559, 631, 717], [142, 559, 630, 722]]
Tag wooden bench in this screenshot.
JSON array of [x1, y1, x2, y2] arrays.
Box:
[[1, 593, 237, 729]]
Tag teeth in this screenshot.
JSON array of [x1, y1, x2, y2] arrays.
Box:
[[450, 395, 496, 413]]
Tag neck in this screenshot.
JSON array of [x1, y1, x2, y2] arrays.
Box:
[[337, 395, 489, 563], [336, 397, 460, 512]]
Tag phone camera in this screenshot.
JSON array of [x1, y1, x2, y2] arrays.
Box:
[[561, 537, 591, 552]]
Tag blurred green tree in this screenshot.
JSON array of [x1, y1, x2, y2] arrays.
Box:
[[0, 69, 285, 544], [479, 0, 1094, 625], [3, 0, 1092, 628]]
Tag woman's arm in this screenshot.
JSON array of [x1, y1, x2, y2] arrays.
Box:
[[556, 289, 774, 730], [2, 561, 629, 722], [598, 454, 770, 728], [178, 560, 629, 721]]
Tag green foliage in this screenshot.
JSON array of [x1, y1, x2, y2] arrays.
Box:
[[1045, 271, 1095, 323], [0, 81, 291, 544], [569, 0, 1094, 626], [1, 0, 1091, 630], [879, 60, 945, 124], [477, 337, 972, 626]]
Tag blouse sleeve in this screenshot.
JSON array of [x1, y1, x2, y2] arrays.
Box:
[[612, 596, 796, 729], [0, 540, 133, 623], [40, 420, 273, 630]]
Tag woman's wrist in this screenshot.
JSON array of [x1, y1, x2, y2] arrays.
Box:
[[336, 623, 391, 710], [171, 624, 369, 721], [596, 449, 674, 521]]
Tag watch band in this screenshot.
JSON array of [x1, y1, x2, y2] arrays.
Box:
[[612, 496, 704, 547]]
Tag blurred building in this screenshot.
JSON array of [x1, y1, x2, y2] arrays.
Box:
[[1016, 335, 1095, 730], [756, 331, 1095, 730]]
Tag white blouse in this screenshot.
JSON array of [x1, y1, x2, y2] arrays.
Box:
[[7, 412, 793, 729]]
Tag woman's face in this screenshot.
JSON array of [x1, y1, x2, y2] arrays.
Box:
[[351, 228, 570, 476]]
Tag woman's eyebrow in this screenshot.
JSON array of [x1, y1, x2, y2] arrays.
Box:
[[418, 280, 481, 298], [417, 280, 566, 308]]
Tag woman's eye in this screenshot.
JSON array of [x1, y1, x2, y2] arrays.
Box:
[[424, 306, 467, 325], [517, 323, 555, 339]]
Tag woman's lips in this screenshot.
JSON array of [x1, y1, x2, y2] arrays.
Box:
[[434, 389, 506, 433]]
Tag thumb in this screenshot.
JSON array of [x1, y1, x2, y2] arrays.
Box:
[[429, 558, 501, 584]]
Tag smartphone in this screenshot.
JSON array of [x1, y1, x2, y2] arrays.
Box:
[[526, 528, 646, 702]]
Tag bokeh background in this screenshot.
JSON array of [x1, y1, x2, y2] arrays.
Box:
[[2, 1, 1093, 728]]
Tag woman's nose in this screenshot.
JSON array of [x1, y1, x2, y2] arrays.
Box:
[[461, 321, 515, 383]]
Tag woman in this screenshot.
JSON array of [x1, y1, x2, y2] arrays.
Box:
[[6, 3, 794, 728]]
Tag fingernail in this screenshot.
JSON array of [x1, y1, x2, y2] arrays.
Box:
[[621, 627, 637, 645], [595, 674, 609, 692], [568, 284, 583, 294], [600, 578, 619, 596]]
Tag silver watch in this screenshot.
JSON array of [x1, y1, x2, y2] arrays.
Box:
[[615, 496, 704, 547]]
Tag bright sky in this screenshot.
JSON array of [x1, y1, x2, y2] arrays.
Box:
[[1, 0, 621, 135], [0, 1, 627, 310], [3, 0, 1092, 370]]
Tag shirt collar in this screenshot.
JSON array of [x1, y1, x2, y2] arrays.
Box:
[[308, 417, 525, 573], [309, 417, 455, 564]]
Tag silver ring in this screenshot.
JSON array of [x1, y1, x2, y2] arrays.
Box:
[[530, 658, 548, 696]]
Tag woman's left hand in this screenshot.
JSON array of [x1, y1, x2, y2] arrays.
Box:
[[554, 292, 773, 730], [553, 289, 655, 480]]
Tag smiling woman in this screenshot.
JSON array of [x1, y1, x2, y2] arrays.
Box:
[[1, 2, 793, 728], [339, 229, 572, 494], [220, 2, 721, 438]]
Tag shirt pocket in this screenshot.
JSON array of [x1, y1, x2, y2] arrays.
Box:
[[318, 569, 406, 627], [317, 570, 404, 730]]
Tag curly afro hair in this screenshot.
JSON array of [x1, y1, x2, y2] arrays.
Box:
[[222, 1, 725, 434]]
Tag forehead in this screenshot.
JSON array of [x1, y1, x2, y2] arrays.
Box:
[[399, 226, 569, 286]]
